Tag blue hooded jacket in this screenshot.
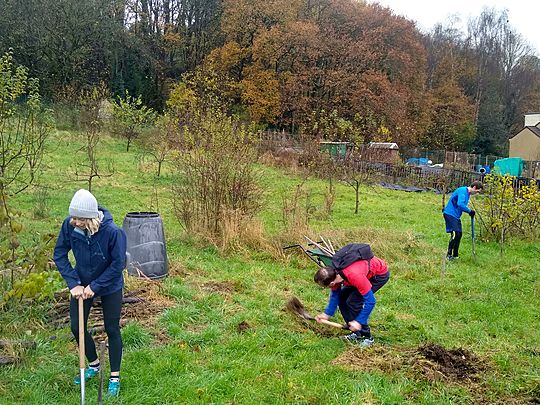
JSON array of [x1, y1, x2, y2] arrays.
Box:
[[54, 206, 126, 296], [443, 186, 472, 219]]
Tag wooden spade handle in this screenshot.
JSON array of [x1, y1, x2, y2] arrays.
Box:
[[319, 319, 349, 329], [78, 297, 85, 369]]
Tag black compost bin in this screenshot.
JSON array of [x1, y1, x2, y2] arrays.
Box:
[[122, 212, 168, 279]]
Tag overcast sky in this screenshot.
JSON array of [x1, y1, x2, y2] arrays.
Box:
[[368, 0, 540, 55]]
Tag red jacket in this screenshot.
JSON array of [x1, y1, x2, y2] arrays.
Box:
[[339, 256, 388, 295]]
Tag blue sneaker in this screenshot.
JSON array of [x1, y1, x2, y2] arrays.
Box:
[[74, 367, 99, 384], [108, 378, 120, 396]]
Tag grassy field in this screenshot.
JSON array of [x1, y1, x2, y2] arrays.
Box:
[[0, 130, 539, 404]]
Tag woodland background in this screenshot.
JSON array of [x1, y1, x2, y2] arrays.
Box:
[[1, 0, 540, 156]]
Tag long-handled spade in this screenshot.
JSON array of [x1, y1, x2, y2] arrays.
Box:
[[286, 297, 349, 329], [78, 297, 85, 405], [471, 216, 476, 262]]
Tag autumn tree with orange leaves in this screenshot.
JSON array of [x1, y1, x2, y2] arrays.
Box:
[[205, 0, 431, 146]]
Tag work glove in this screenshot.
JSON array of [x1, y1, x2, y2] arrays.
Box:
[[469, 210, 476, 218]]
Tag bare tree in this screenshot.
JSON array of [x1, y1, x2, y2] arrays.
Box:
[[337, 158, 374, 215], [137, 113, 175, 177], [74, 85, 114, 191]]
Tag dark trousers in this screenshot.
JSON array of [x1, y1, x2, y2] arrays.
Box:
[[70, 289, 123, 372], [444, 213, 463, 257], [338, 272, 390, 337], [447, 231, 463, 257]]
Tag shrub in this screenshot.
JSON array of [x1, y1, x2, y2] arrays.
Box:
[[171, 108, 263, 247], [137, 113, 175, 177], [74, 84, 114, 191], [0, 51, 51, 197], [110, 91, 156, 152], [2, 270, 63, 306], [477, 174, 540, 242], [0, 51, 53, 298]]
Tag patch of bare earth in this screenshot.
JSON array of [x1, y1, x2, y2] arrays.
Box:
[[200, 281, 236, 294], [237, 320, 251, 333], [415, 343, 485, 382]]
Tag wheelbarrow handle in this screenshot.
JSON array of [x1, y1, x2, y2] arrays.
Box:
[[282, 244, 324, 267], [282, 244, 303, 250]]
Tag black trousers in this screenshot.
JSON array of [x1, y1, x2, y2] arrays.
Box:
[[70, 289, 123, 372], [338, 272, 390, 337], [447, 231, 463, 257]]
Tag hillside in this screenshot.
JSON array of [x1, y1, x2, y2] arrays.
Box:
[[1, 130, 539, 404]]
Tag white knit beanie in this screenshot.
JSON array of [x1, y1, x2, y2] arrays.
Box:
[[69, 189, 99, 219]]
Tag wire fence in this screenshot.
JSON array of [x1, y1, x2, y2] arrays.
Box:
[[345, 159, 484, 191], [258, 131, 505, 171], [256, 130, 539, 190]]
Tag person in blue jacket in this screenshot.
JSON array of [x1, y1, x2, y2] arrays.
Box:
[[443, 180, 483, 260], [54, 189, 126, 396]]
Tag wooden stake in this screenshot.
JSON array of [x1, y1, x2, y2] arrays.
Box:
[[304, 236, 333, 256], [97, 341, 106, 405]]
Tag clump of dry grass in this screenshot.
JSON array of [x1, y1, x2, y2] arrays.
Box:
[[258, 150, 303, 173], [332, 345, 410, 373]]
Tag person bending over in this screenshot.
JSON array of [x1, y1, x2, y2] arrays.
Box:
[[314, 256, 390, 346]]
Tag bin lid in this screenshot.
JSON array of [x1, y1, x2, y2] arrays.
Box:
[[125, 212, 160, 218]]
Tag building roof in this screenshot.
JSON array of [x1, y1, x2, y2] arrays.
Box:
[[510, 126, 540, 139], [368, 142, 399, 149]]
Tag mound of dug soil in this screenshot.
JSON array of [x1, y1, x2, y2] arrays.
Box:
[[416, 343, 484, 382]]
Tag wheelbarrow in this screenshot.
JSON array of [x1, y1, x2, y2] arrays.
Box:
[[283, 243, 334, 267]]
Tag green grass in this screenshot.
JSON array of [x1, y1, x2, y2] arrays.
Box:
[[1, 130, 539, 404]]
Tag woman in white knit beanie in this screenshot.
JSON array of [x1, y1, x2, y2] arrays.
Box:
[[53, 189, 127, 396]]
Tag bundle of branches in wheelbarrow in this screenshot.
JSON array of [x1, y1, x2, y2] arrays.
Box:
[[283, 235, 337, 268]]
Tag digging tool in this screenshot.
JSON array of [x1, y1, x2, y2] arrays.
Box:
[[471, 216, 476, 261], [97, 341, 106, 405], [286, 297, 349, 329], [78, 297, 85, 405]]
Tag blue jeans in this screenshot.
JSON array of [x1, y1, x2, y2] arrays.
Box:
[[338, 271, 390, 336]]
